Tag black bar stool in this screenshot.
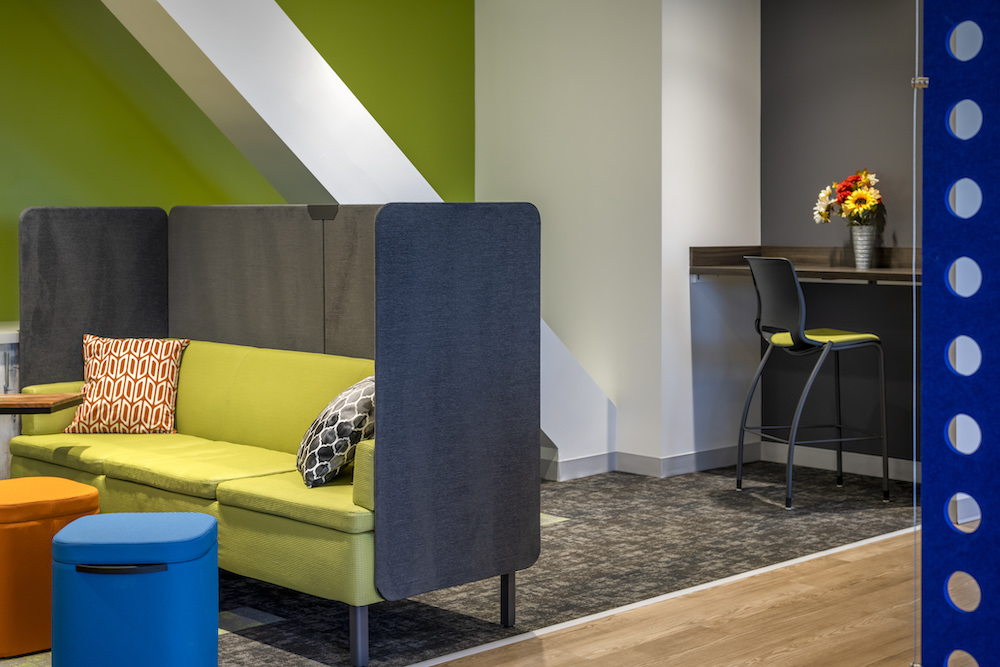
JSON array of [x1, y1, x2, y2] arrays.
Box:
[[737, 256, 889, 509]]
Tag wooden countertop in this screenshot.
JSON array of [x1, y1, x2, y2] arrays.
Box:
[[0, 393, 84, 414], [690, 246, 921, 283]]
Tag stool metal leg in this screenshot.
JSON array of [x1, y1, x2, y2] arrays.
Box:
[[786, 343, 833, 509], [350, 605, 369, 667], [834, 350, 843, 487], [737, 343, 774, 491], [877, 343, 890, 502]]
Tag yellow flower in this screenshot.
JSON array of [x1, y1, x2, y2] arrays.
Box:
[[843, 186, 880, 214]]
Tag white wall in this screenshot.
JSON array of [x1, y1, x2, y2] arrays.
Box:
[[476, 0, 664, 466], [661, 0, 762, 473], [477, 0, 761, 477]]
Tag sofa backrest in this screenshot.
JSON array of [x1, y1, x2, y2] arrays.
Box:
[[175, 340, 374, 454]]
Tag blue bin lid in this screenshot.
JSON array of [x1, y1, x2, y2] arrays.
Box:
[[53, 512, 217, 565]]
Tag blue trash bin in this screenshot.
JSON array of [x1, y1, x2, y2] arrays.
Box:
[[51, 512, 218, 667]]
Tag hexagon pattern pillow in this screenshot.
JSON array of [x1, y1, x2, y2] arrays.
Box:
[[297, 376, 375, 488], [64, 335, 190, 434]]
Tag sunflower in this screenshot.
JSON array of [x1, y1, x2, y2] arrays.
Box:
[[843, 186, 881, 214]]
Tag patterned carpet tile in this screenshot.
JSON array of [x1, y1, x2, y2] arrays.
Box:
[[0, 463, 919, 667]]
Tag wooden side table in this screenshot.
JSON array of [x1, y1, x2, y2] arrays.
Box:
[[0, 394, 83, 415]]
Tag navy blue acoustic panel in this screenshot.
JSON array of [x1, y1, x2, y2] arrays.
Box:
[[18, 207, 169, 387], [373, 203, 541, 601], [922, 4, 1000, 665]]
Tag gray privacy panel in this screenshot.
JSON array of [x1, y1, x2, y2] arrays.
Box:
[[374, 203, 541, 601], [18, 207, 169, 387], [322, 205, 379, 359], [168, 205, 325, 353]]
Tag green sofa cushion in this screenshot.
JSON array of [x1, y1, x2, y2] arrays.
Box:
[[10, 433, 209, 475], [217, 469, 373, 534], [352, 439, 375, 512], [21, 381, 85, 435], [101, 440, 296, 499], [175, 341, 375, 455]]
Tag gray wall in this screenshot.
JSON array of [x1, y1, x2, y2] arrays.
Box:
[[759, 0, 920, 471], [761, 0, 918, 248]]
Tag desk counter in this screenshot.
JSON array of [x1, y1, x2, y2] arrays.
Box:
[[690, 246, 921, 284]]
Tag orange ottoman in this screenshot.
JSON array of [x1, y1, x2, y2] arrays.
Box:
[[0, 477, 99, 657]]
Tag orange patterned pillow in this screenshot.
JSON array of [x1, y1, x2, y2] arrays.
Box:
[[64, 335, 190, 434]]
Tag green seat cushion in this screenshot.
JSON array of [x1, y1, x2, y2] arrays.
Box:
[[175, 340, 375, 455], [771, 328, 880, 347], [101, 440, 296, 499], [10, 433, 209, 475], [217, 469, 373, 534]]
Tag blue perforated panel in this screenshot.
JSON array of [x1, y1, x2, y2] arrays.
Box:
[[922, 4, 1000, 665]]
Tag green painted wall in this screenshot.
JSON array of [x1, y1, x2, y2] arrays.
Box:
[[0, 0, 285, 322], [0, 0, 475, 323], [277, 0, 474, 203]]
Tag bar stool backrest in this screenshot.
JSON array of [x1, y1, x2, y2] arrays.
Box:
[[745, 256, 816, 352]]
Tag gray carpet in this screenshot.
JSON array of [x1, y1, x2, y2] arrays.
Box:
[[215, 462, 918, 667]]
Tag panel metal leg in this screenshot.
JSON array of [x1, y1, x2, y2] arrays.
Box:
[[501, 572, 515, 627], [786, 344, 833, 510], [350, 605, 369, 667], [834, 350, 843, 487], [877, 344, 890, 502], [737, 343, 774, 491]]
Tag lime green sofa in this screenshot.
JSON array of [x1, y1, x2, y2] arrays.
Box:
[[10, 340, 384, 653], [15, 202, 543, 666]]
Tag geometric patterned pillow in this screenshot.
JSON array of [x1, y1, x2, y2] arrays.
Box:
[[296, 376, 375, 488], [63, 335, 190, 434]]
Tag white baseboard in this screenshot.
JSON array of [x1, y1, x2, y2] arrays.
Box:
[[541, 441, 917, 482], [546, 443, 762, 480], [759, 442, 920, 483]]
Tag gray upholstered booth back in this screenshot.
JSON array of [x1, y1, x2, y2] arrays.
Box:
[[19, 207, 169, 387], [18, 202, 541, 599]]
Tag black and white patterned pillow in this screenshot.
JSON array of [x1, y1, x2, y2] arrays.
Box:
[[297, 376, 375, 488]]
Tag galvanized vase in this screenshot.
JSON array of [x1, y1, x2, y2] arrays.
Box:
[[851, 225, 877, 270]]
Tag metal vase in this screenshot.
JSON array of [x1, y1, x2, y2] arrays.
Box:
[[851, 225, 877, 270]]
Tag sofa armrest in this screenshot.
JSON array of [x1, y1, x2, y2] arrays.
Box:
[[21, 381, 85, 435], [353, 439, 375, 512]]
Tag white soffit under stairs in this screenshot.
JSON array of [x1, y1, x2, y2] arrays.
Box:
[[101, 0, 617, 469]]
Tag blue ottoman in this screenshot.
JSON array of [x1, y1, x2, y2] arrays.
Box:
[[51, 512, 218, 667]]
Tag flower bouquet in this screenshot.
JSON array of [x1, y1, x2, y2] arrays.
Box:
[[813, 169, 886, 269], [812, 169, 886, 227]]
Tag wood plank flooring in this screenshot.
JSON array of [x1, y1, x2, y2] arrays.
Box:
[[442, 532, 922, 667]]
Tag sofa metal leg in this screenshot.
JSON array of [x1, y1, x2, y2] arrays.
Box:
[[349, 605, 369, 667], [501, 572, 515, 627]]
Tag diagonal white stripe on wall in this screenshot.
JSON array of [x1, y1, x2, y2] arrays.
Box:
[[103, 0, 617, 476], [101, 0, 440, 205]]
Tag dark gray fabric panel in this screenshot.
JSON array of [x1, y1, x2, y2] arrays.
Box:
[[374, 202, 541, 601], [323, 206, 379, 359], [18, 207, 169, 387], [168, 206, 325, 353]]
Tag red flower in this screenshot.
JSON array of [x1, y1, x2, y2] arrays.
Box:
[[836, 175, 861, 203]]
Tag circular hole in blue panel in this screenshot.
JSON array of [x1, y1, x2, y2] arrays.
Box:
[[948, 649, 980, 667], [947, 571, 982, 612], [949, 21, 984, 62], [947, 493, 982, 534], [947, 335, 982, 376], [947, 178, 983, 219], [948, 100, 984, 140], [947, 257, 983, 297], [945, 570, 983, 612], [947, 414, 982, 455]]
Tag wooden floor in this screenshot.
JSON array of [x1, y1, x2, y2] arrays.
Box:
[[443, 532, 921, 667]]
